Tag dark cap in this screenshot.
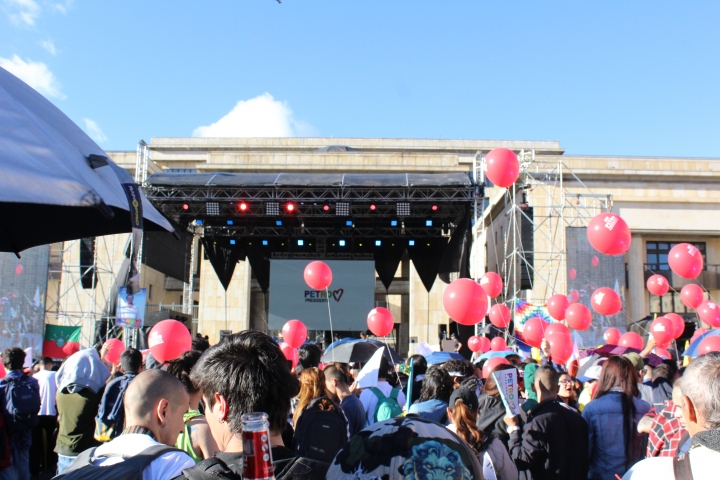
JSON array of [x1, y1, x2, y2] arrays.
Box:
[[449, 387, 479, 411]]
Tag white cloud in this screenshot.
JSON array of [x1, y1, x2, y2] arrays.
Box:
[[40, 39, 56, 55], [193, 93, 318, 138], [83, 118, 107, 144], [0, 54, 65, 99], [52, 0, 72, 14], [3, 0, 40, 26]]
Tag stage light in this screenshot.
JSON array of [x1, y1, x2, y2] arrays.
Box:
[[276, 220, 283, 226], [297, 239, 304, 246], [182, 204, 189, 211], [426, 220, 433, 227], [262, 240, 268, 246], [336, 202, 350, 216], [375, 240, 381, 246], [227, 220, 234, 225], [339, 240, 346, 247], [286, 203, 295, 212], [196, 220, 203, 225], [431, 204, 438, 211], [390, 220, 398, 227], [206, 202, 220, 216], [230, 239, 236, 245], [409, 240, 415, 246], [369, 204, 376, 211], [323, 204, 330, 212], [266, 202, 279, 216], [345, 220, 353, 227], [239, 202, 249, 212], [397, 202, 410, 216]]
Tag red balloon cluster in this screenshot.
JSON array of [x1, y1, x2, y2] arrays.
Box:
[[282, 320, 307, 349], [697, 300, 720, 328], [664, 313, 686, 339], [304, 261, 333, 290], [546, 294, 569, 321], [586, 212, 632, 256], [443, 278, 488, 326], [488, 304, 511, 328], [619, 331, 644, 351], [367, 307, 395, 337], [566, 303, 592, 331], [590, 287, 622, 316], [680, 284, 704, 309], [484, 148, 520, 189], [103, 338, 125, 365], [646, 275, 669, 296], [649, 317, 674, 348], [148, 319, 192, 363], [482, 357, 511, 379], [468, 336, 491, 353], [603, 327, 621, 345], [480, 272, 503, 298], [490, 337, 507, 352], [668, 243, 704, 279], [698, 336, 720, 356], [280, 342, 299, 368]]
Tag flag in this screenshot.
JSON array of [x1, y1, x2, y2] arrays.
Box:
[[43, 325, 81, 359]]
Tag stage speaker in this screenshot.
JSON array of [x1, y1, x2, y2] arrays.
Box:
[[144, 309, 191, 328]]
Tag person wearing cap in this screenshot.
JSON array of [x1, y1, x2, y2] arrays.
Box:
[[520, 364, 539, 414], [577, 364, 602, 412], [447, 387, 518, 480], [504, 365, 589, 480], [622, 352, 654, 405]]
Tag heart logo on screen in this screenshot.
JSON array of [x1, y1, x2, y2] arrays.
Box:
[[333, 289, 344, 302]]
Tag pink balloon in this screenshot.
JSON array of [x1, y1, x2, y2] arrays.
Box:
[[482, 357, 511, 379], [586, 212, 632, 256], [522, 317, 547, 348], [604, 328, 621, 345], [488, 304, 512, 328], [592, 256, 599, 267], [566, 303, 592, 330], [698, 336, 720, 356], [480, 272, 503, 298], [468, 336, 482, 352], [568, 290, 580, 303], [546, 294, 569, 321], [367, 307, 395, 337], [569, 268, 577, 280], [490, 337, 507, 352], [646, 275, 670, 296], [282, 320, 307, 349], [546, 322, 571, 339], [103, 338, 125, 365], [280, 342, 299, 368], [697, 300, 720, 328], [14, 264, 22, 275], [669, 243, 704, 279], [664, 313, 685, 340], [650, 317, 675, 346], [680, 284, 705, 309], [304, 261, 333, 290], [547, 333, 573, 363], [149, 320, 191, 363], [654, 347, 671, 359], [619, 331, 644, 351], [442, 278, 488, 326], [691, 327, 709, 344], [591, 287, 622, 316], [485, 148, 520, 188]]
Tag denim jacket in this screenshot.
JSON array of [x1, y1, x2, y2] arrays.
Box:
[[407, 398, 449, 424]]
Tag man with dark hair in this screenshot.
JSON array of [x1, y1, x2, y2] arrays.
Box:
[[504, 365, 589, 479], [191, 336, 210, 353], [297, 343, 322, 373], [0, 347, 40, 480], [31, 356, 57, 475], [440, 359, 475, 389], [95, 348, 144, 441], [185, 331, 328, 479], [359, 355, 405, 427], [324, 363, 365, 437]]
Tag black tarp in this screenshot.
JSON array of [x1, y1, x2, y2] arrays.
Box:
[[374, 243, 407, 291], [438, 208, 472, 283], [201, 238, 246, 291], [407, 237, 449, 292], [144, 228, 193, 282], [246, 244, 270, 293]]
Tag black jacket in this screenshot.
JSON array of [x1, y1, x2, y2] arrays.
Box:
[[507, 398, 589, 480], [476, 394, 509, 446]]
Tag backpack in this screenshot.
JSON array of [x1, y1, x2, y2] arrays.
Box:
[[291, 396, 349, 464], [0, 373, 40, 433], [54, 444, 182, 480], [95, 374, 136, 442], [369, 387, 403, 423]]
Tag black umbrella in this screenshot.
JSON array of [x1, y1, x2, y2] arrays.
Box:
[[321, 339, 402, 364]]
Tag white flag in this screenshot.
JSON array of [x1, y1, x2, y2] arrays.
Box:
[[355, 347, 385, 389]]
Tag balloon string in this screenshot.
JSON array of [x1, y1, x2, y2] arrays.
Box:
[[325, 287, 335, 362], [381, 334, 402, 391]]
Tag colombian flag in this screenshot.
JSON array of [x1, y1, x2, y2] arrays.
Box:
[[43, 325, 81, 359]]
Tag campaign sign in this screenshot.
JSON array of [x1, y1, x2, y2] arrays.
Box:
[[492, 368, 522, 417], [116, 287, 147, 328]]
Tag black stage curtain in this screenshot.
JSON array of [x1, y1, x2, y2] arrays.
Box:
[[408, 237, 449, 292], [246, 244, 271, 294], [374, 243, 407, 291], [439, 208, 472, 283], [201, 238, 246, 291]]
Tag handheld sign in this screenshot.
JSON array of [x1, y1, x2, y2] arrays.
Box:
[[491, 368, 522, 417]]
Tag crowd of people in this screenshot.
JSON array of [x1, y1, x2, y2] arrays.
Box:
[[0, 330, 717, 479]]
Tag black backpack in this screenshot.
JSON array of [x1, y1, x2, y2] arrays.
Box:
[[291, 396, 348, 464], [54, 444, 183, 480], [94, 374, 136, 441], [0, 373, 40, 433]]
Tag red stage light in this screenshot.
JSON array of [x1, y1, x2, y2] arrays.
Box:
[[239, 202, 248, 212], [182, 204, 189, 210], [323, 205, 330, 211], [431, 205, 438, 211], [370, 204, 376, 211], [286, 203, 295, 212]]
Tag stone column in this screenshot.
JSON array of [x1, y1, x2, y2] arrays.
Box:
[[627, 234, 646, 325]]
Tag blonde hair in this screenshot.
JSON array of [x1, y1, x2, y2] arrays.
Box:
[[293, 367, 326, 426]]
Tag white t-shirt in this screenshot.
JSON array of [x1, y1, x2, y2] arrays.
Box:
[[622, 445, 719, 480], [359, 380, 406, 427], [34, 369, 57, 416], [92, 433, 195, 480]]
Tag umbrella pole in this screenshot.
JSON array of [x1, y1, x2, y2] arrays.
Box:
[[325, 287, 335, 362]]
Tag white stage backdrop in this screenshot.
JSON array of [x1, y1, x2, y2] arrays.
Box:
[[269, 259, 375, 331]]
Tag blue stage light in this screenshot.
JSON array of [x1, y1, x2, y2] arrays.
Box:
[[425, 220, 433, 227], [262, 240, 268, 246], [345, 220, 353, 227], [230, 239, 236, 245], [409, 240, 415, 246], [390, 220, 398, 227], [227, 220, 234, 225], [339, 240, 346, 247], [297, 239, 304, 246], [196, 220, 203, 225], [375, 240, 381, 246], [276, 220, 283, 226]]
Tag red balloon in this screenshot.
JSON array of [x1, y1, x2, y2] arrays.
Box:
[[522, 317, 547, 348], [568, 290, 580, 303], [646, 275, 670, 296], [698, 336, 720, 356], [103, 338, 125, 365], [569, 268, 577, 280], [619, 331, 644, 351], [280, 342, 299, 368], [468, 336, 482, 352], [442, 278, 488, 326], [691, 328, 709, 344], [604, 327, 621, 345], [282, 320, 307, 349], [654, 347, 671, 359], [664, 313, 685, 340], [14, 265, 22, 275], [482, 357, 511, 379], [480, 272, 503, 298], [546, 322, 571, 339], [592, 256, 599, 267], [680, 284, 705, 309], [586, 212, 632, 256], [490, 336, 507, 352], [650, 317, 675, 346], [485, 148, 520, 188], [0, 363, 5, 379], [566, 303, 592, 331], [546, 294, 569, 321], [148, 319, 191, 363], [367, 307, 395, 337], [547, 333, 574, 363], [668, 243, 704, 279], [304, 261, 333, 290], [591, 287, 622, 316], [697, 300, 720, 328], [488, 304, 511, 328]]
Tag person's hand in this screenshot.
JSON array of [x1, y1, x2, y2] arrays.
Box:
[[349, 381, 358, 394], [540, 338, 551, 357], [641, 336, 656, 357], [503, 414, 520, 427]]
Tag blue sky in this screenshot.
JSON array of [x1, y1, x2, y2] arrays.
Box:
[[2, 1, 719, 157]]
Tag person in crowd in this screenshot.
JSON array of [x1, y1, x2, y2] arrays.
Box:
[[403, 354, 427, 406], [447, 387, 518, 480], [30, 356, 57, 475], [95, 347, 144, 441], [191, 336, 210, 353], [577, 364, 602, 412], [505, 365, 589, 480], [0, 347, 39, 480], [297, 344, 322, 373], [55, 348, 110, 474], [60, 369, 195, 479], [647, 363, 675, 407], [623, 352, 720, 479], [441, 359, 475, 389], [293, 367, 327, 426], [505, 354, 523, 366], [408, 367, 453, 423], [359, 355, 406, 427], [478, 363, 519, 447], [324, 362, 365, 438], [582, 356, 651, 480], [637, 383, 687, 458], [540, 338, 568, 373], [521, 363, 538, 413], [187, 331, 329, 479], [557, 373, 579, 410], [623, 352, 655, 405], [166, 350, 218, 462]]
